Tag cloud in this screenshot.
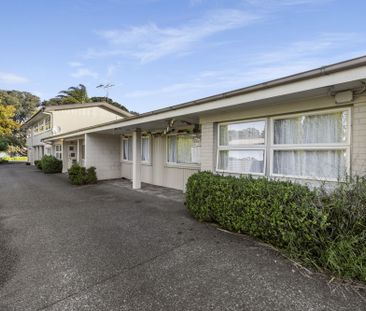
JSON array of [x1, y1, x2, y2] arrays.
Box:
[[87, 9, 260, 63], [68, 61, 83, 67], [124, 32, 364, 101], [0, 72, 29, 84], [71, 68, 99, 79]]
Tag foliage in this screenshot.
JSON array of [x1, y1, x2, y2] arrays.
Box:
[[2, 156, 27, 161], [41, 85, 134, 114], [34, 160, 42, 170], [89, 96, 128, 112], [0, 90, 40, 123], [40, 155, 62, 174], [0, 105, 19, 136], [68, 163, 97, 185], [57, 84, 89, 104], [185, 172, 366, 283]]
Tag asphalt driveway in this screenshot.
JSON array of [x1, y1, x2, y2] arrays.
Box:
[[0, 164, 364, 311]]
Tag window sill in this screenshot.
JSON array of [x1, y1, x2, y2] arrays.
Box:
[[216, 169, 265, 176], [165, 163, 200, 170]]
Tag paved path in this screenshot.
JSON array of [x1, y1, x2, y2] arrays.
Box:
[[0, 164, 364, 311]]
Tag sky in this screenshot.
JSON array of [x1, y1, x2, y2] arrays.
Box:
[[1, 0, 366, 113]]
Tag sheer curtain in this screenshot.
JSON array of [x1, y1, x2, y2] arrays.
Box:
[[141, 137, 150, 162], [168, 136, 177, 162], [273, 150, 346, 179], [177, 136, 193, 163], [274, 111, 348, 144], [272, 111, 349, 179]]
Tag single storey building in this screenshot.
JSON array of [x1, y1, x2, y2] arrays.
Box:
[[40, 56, 366, 191]]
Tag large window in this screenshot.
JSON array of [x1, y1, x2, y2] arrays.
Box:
[[55, 144, 62, 160], [271, 109, 350, 180], [217, 120, 266, 175], [121, 136, 151, 162], [167, 135, 201, 165]]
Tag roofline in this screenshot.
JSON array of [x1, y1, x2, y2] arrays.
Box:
[[23, 101, 133, 127], [43, 55, 366, 141]]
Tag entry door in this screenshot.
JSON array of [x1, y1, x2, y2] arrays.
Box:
[[68, 145, 77, 168]]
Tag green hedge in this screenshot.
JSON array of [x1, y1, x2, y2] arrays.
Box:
[[185, 172, 366, 283], [34, 160, 42, 170], [40, 155, 62, 174], [68, 163, 97, 185]]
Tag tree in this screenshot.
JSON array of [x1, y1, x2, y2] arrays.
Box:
[[89, 96, 128, 112], [0, 90, 40, 123], [0, 105, 18, 136], [57, 84, 89, 104]]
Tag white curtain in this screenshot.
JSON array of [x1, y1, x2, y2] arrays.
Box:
[[273, 150, 346, 179], [274, 111, 348, 145], [168, 136, 176, 162], [141, 137, 150, 162], [177, 136, 193, 163]]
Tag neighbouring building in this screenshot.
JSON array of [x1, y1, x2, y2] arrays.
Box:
[[36, 56, 366, 191], [23, 102, 133, 171]]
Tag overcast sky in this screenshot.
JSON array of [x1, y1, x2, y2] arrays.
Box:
[[1, 0, 366, 112]]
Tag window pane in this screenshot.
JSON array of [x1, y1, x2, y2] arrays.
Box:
[[218, 150, 264, 174], [220, 121, 265, 146], [274, 111, 348, 145], [141, 137, 150, 162], [177, 136, 193, 163], [167, 136, 176, 162], [273, 150, 347, 179]]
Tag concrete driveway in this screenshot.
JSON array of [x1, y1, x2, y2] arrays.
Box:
[[0, 164, 364, 311]]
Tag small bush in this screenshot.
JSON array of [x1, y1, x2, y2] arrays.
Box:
[[34, 160, 42, 170], [0, 158, 9, 164], [185, 172, 366, 283], [40, 155, 62, 174], [68, 163, 97, 185]]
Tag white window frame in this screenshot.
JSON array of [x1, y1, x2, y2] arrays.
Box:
[[141, 136, 151, 164], [55, 144, 63, 160], [166, 133, 201, 167], [216, 118, 267, 176], [269, 108, 351, 181], [121, 136, 132, 162]]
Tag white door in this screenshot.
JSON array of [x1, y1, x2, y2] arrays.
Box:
[[68, 145, 77, 168]]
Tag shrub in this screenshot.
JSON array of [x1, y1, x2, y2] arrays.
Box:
[[34, 160, 42, 170], [40, 155, 62, 174], [0, 158, 9, 164], [185, 172, 366, 283], [68, 163, 97, 185]]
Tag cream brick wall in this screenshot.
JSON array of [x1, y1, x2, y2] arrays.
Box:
[[352, 100, 366, 176]]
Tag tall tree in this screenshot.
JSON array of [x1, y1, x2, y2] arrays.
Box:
[[0, 90, 40, 123], [0, 105, 19, 136], [57, 84, 89, 104]]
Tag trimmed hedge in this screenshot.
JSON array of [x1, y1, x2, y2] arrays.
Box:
[[34, 160, 42, 170], [40, 155, 62, 174], [185, 172, 366, 283], [68, 163, 97, 185]]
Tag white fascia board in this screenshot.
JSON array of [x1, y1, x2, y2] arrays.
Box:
[[46, 66, 366, 140]]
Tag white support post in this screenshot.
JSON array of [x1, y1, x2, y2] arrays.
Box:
[[132, 129, 142, 189], [76, 139, 80, 163]]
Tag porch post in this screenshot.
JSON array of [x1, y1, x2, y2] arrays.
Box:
[[76, 139, 80, 163], [132, 129, 142, 189]]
